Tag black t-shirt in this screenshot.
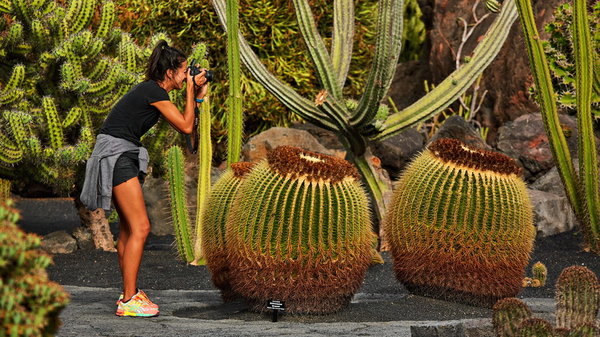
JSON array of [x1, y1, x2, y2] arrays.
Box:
[[99, 80, 170, 146]]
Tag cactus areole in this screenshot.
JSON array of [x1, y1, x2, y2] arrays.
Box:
[[226, 146, 372, 314], [385, 138, 535, 307]]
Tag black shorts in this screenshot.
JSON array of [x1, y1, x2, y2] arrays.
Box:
[[112, 152, 146, 187]]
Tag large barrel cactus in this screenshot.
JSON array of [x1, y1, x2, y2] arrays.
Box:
[[384, 138, 535, 306], [555, 266, 600, 330], [202, 162, 255, 301], [226, 146, 372, 314]]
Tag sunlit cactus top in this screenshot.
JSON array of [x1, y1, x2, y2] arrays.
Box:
[[267, 146, 360, 183], [230, 161, 255, 178], [428, 138, 522, 176]]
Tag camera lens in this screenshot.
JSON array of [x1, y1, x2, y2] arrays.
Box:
[[205, 70, 214, 82]]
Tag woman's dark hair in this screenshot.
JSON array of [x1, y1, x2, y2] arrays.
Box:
[[145, 40, 187, 82]]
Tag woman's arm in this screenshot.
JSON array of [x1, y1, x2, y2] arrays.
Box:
[[151, 70, 208, 134]]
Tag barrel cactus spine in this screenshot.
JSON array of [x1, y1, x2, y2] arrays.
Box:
[[568, 323, 600, 337], [515, 318, 555, 337], [202, 162, 255, 301], [226, 146, 372, 314], [384, 138, 535, 307], [493, 298, 533, 337], [555, 266, 600, 330]]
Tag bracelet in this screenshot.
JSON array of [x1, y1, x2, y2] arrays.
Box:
[[195, 98, 204, 103]]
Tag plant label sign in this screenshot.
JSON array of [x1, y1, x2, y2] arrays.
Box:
[[266, 300, 285, 322]]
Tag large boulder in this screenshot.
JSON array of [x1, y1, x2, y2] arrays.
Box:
[[371, 127, 425, 180], [528, 189, 578, 237], [428, 115, 490, 150], [41, 230, 77, 254]]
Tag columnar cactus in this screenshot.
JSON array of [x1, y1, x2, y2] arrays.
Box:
[[384, 138, 535, 306], [555, 266, 600, 330], [226, 146, 372, 314], [532, 262, 548, 287], [0, 179, 10, 201], [493, 298, 533, 337], [202, 162, 254, 301], [0, 200, 69, 336]]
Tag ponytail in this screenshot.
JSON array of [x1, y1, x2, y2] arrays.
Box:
[[145, 40, 187, 82]]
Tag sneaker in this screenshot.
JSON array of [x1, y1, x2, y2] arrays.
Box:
[[115, 291, 159, 317], [116, 289, 158, 308]]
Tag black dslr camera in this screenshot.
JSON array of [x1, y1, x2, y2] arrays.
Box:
[[188, 59, 213, 84]]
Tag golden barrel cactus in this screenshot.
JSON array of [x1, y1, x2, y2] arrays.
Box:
[[202, 162, 255, 301], [226, 146, 372, 314], [384, 138, 535, 306]]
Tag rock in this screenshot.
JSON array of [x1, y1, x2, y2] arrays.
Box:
[[528, 189, 578, 237], [41, 230, 77, 254], [428, 115, 491, 150], [290, 122, 345, 153], [143, 174, 173, 236], [72, 226, 94, 250], [242, 127, 343, 162], [496, 113, 580, 181], [371, 128, 425, 179]]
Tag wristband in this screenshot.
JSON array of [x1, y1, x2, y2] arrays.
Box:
[[195, 98, 204, 103]]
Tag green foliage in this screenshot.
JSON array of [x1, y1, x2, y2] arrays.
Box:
[[114, 0, 387, 145], [384, 138, 535, 307], [226, 146, 372, 314], [0, 0, 175, 195], [0, 200, 70, 337], [492, 266, 600, 337], [543, 2, 599, 117]]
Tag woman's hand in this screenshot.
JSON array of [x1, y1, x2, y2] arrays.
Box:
[[195, 79, 209, 100]]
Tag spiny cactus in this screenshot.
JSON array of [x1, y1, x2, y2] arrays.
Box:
[[384, 138, 535, 307], [202, 162, 254, 301], [0, 200, 69, 336], [213, 0, 521, 233], [555, 266, 600, 330], [493, 298, 533, 337], [515, 318, 556, 337], [0, 0, 177, 195], [0, 178, 10, 201], [568, 323, 600, 337], [226, 146, 372, 314], [533, 262, 548, 287]]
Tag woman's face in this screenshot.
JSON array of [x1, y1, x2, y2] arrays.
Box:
[[166, 61, 188, 91]]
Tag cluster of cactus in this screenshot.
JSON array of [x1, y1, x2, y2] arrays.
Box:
[[542, 2, 599, 117], [0, 200, 69, 336], [493, 265, 600, 336], [523, 262, 548, 288], [0, 0, 178, 194], [171, 146, 372, 313], [384, 138, 535, 307], [213, 0, 522, 231]]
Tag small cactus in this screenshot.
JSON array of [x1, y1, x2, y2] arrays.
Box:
[[533, 262, 548, 287], [202, 162, 255, 301], [493, 298, 533, 337], [568, 323, 600, 337], [555, 266, 600, 330], [515, 318, 556, 337], [384, 138, 535, 307], [226, 146, 373, 314]]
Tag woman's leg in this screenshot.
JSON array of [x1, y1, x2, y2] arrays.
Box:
[[114, 202, 130, 291], [112, 177, 151, 302]]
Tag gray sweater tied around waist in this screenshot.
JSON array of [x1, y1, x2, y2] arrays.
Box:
[[80, 134, 148, 211]]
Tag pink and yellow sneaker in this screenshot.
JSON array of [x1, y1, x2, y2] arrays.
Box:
[[116, 289, 158, 308], [115, 291, 159, 317]]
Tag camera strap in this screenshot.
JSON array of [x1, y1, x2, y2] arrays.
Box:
[[185, 107, 200, 154]]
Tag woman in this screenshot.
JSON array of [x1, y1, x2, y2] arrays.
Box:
[[80, 40, 208, 317]]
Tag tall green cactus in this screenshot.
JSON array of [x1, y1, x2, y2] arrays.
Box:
[[164, 45, 213, 264], [202, 162, 254, 301], [555, 266, 600, 330], [512, 0, 600, 253], [0, 0, 171, 195], [225, 0, 243, 165], [384, 138, 535, 306], [226, 146, 372, 314], [212, 0, 521, 232]]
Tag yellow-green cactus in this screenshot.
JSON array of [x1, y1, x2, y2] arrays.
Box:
[[555, 266, 600, 330], [532, 261, 548, 287], [202, 162, 254, 301], [493, 298, 533, 337], [226, 146, 372, 314], [384, 138, 535, 307]]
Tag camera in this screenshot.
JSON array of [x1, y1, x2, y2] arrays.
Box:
[[188, 59, 213, 83]]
